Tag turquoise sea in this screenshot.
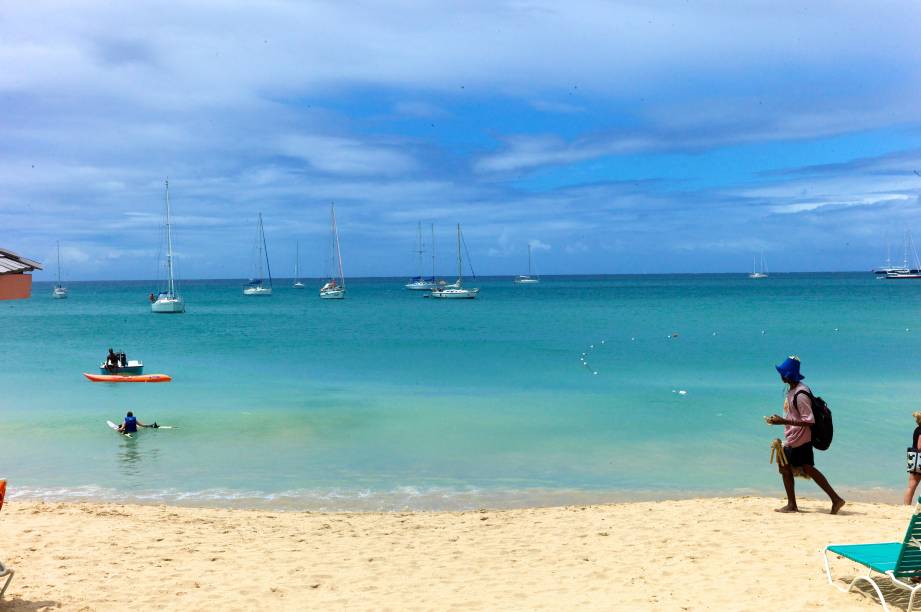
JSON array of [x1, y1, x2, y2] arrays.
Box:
[[1, 274, 920, 510]]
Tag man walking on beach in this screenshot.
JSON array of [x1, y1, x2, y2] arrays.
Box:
[[766, 356, 845, 514]]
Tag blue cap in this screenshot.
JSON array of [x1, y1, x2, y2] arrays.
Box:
[[776, 355, 804, 382]]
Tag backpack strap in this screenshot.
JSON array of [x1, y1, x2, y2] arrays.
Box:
[[791, 390, 813, 420]]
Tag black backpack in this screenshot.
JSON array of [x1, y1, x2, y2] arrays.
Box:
[[793, 390, 833, 451]]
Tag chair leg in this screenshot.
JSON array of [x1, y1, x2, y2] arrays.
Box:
[[824, 550, 889, 611], [0, 568, 13, 599]]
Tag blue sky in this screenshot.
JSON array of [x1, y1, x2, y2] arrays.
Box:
[[3, 1, 921, 280]]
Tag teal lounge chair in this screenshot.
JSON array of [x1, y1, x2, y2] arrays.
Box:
[[824, 503, 921, 610], [0, 560, 11, 599]]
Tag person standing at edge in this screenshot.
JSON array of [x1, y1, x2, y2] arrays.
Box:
[[766, 356, 846, 514]]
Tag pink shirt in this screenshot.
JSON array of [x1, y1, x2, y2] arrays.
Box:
[[784, 383, 814, 448]]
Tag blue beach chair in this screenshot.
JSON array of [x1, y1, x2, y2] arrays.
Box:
[[824, 502, 921, 611]]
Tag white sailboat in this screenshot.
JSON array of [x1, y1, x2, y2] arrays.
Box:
[[320, 203, 345, 299], [243, 213, 273, 296], [52, 240, 68, 299], [405, 221, 436, 290], [885, 231, 921, 279], [151, 180, 185, 313], [514, 243, 540, 284], [431, 224, 478, 299], [749, 252, 768, 279], [293, 240, 305, 288]]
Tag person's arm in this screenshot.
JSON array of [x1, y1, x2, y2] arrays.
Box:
[[916, 432, 921, 449], [137, 420, 147, 428]]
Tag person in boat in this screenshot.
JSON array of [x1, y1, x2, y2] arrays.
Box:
[[105, 348, 120, 373], [117, 411, 157, 434], [149, 292, 156, 303], [765, 356, 845, 514]]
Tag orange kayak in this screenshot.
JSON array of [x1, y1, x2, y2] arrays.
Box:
[[83, 373, 172, 383]]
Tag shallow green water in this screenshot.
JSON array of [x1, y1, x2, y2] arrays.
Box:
[[1, 274, 919, 509]]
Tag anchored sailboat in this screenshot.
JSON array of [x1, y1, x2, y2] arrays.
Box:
[[514, 243, 540, 284], [52, 241, 68, 299], [151, 180, 185, 313], [320, 204, 345, 299], [431, 224, 478, 299], [405, 221, 435, 290], [243, 213, 273, 296], [749, 251, 768, 279], [293, 241, 305, 288], [885, 231, 921, 279]]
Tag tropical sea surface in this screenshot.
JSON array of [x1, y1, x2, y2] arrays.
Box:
[[2, 274, 920, 511]]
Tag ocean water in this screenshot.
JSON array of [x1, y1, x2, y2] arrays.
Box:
[[1, 274, 920, 511]]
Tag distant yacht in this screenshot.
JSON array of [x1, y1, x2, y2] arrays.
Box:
[[431, 224, 478, 299], [293, 240, 305, 288], [52, 241, 68, 299], [514, 243, 540, 284], [749, 252, 768, 279], [405, 222, 436, 290], [151, 180, 185, 313], [243, 213, 273, 296], [886, 231, 921, 279], [319, 203, 346, 299]]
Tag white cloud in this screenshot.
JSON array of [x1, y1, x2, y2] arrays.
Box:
[[279, 135, 417, 176]]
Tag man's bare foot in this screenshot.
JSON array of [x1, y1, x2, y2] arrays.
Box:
[[831, 498, 846, 515], [775, 505, 798, 513]]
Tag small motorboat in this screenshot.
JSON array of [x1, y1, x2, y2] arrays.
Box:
[[98, 360, 144, 375]]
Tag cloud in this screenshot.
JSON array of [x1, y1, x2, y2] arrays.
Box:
[[530, 100, 584, 114], [279, 135, 417, 176], [529, 239, 551, 251]]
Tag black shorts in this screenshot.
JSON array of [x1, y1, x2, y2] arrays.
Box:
[[784, 444, 814, 468]]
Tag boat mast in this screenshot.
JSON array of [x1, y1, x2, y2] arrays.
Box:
[[165, 180, 175, 297], [456, 224, 462, 283], [295, 240, 300, 281], [431, 223, 436, 280], [528, 243, 532, 276], [56, 240, 62, 285], [332, 204, 344, 288], [260, 213, 273, 288]]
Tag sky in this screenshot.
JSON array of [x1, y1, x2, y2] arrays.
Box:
[[3, 1, 921, 280]]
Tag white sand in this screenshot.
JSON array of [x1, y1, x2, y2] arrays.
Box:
[[0, 496, 911, 610]]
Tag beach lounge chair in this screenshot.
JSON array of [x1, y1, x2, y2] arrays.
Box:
[[0, 560, 12, 599], [824, 502, 921, 610]]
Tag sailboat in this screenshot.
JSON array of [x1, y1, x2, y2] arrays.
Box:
[[431, 224, 478, 299], [319, 204, 345, 299], [749, 252, 768, 279], [886, 231, 921, 279], [293, 241, 305, 288], [52, 241, 68, 299], [151, 180, 185, 313], [405, 221, 436, 290], [514, 243, 540, 284], [243, 213, 273, 296]]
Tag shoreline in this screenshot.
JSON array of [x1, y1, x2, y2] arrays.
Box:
[[0, 496, 906, 610], [6, 483, 908, 513]]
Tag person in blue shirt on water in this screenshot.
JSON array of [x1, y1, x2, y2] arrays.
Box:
[[117, 411, 156, 434]]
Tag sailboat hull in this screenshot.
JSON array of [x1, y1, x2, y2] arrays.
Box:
[[320, 289, 345, 299], [243, 287, 273, 296], [430, 288, 478, 299], [151, 297, 185, 312], [513, 276, 539, 284], [52, 287, 68, 299]]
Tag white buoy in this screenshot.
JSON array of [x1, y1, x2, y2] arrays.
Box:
[[593, 371, 598, 375], [601, 340, 606, 344], [678, 390, 687, 395]]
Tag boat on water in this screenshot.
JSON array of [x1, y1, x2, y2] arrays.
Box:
[[244, 213, 273, 296], [320, 204, 346, 299], [52, 240, 68, 298], [151, 180, 186, 313], [514, 243, 540, 284], [885, 231, 921, 279], [749, 251, 768, 279], [293, 240, 305, 288], [431, 224, 478, 299], [405, 222, 436, 290]]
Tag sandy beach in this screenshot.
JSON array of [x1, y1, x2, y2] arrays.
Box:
[[0, 496, 912, 610]]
